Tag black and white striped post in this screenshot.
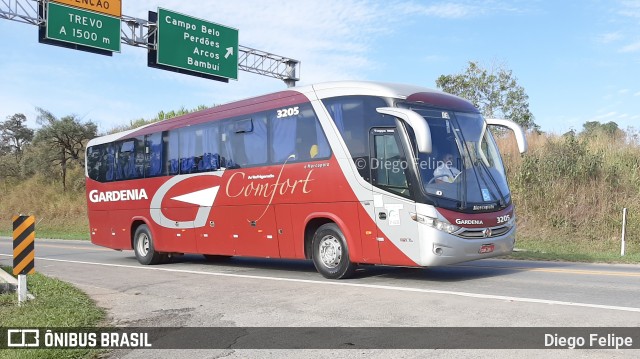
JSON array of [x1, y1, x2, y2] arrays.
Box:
[[12, 215, 35, 304]]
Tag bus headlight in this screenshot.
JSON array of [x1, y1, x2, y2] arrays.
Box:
[[410, 212, 460, 234]]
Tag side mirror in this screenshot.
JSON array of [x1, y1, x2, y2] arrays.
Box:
[[486, 118, 528, 154], [376, 107, 432, 153]]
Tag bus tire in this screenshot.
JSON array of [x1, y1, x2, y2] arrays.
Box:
[[133, 224, 163, 265], [312, 223, 356, 279]]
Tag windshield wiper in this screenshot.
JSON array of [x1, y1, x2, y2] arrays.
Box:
[[473, 157, 507, 208]]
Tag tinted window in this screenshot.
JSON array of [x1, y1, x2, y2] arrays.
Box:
[[199, 123, 221, 171], [145, 132, 163, 177], [372, 129, 410, 197], [165, 130, 179, 175], [270, 103, 330, 163], [221, 120, 244, 168], [179, 126, 198, 174], [271, 111, 296, 162], [87, 103, 331, 182], [299, 104, 330, 161], [322, 96, 390, 180], [115, 137, 144, 180], [243, 116, 268, 166], [323, 96, 390, 157], [87, 144, 107, 182], [105, 144, 116, 181]]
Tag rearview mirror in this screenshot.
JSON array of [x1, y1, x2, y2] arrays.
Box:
[[486, 118, 528, 154], [376, 107, 432, 153]]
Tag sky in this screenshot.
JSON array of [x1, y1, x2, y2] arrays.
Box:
[[1, 0, 640, 134]]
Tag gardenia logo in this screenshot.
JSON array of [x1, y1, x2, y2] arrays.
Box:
[[455, 219, 484, 225], [89, 189, 149, 203]]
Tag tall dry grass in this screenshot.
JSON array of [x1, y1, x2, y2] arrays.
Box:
[[0, 167, 88, 238], [498, 131, 640, 256]]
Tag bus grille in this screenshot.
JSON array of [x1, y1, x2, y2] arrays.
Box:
[[456, 225, 511, 239]]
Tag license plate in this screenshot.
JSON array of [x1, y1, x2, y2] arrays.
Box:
[[479, 244, 495, 254]]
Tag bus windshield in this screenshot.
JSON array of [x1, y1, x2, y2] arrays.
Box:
[[410, 108, 510, 210]]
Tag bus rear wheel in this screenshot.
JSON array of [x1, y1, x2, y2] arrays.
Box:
[[133, 224, 164, 265], [312, 223, 356, 279]]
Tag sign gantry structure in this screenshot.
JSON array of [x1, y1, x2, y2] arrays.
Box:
[[0, 0, 300, 86]]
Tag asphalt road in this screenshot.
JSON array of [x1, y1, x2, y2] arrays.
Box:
[[1, 237, 639, 358]]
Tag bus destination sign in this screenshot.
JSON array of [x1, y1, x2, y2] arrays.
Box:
[[156, 8, 239, 80], [51, 0, 122, 17], [45, 2, 121, 52]]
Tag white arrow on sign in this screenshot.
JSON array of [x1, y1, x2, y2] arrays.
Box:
[[225, 47, 234, 59], [170, 186, 219, 207]]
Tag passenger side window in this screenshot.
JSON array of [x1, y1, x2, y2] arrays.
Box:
[[87, 145, 105, 182], [270, 103, 330, 163], [179, 126, 199, 174], [105, 144, 116, 181], [220, 120, 245, 168], [90, 102, 333, 181], [323, 96, 391, 181], [242, 116, 268, 166], [371, 129, 410, 197], [145, 132, 163, 177], [164, 130, 180, 175], [297, 104, 330, 161], [116, 137, 144, 180], [271, 111, 296, 162], [220, 118, 261, 168], [199, 124, 221, 171]]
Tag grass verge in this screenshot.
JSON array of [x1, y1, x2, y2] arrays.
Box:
[[509, 235, 640, 264], [0, 266, 106, 359]]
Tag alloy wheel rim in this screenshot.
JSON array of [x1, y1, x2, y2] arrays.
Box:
[[319, 235, 342, 268], [137, 233, 150, 256]]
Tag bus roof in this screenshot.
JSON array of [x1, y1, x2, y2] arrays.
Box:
[[87, 81, 476, 147]]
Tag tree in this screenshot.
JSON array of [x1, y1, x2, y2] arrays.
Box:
[[580, 121, 624, 139], [33, 108, 97, 191], [0, 113, 34, 161], [436, 61, 537, 130], [107, 104, 211, 134]]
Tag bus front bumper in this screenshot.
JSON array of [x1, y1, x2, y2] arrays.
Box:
[[416, 225, 516, 267]]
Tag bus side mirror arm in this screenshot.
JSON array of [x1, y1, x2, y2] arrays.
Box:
[[486, 118, 528, 154], [376, 107, 432, 153]]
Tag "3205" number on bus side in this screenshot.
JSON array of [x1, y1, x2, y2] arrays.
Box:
[[277, 106, 299, 118]]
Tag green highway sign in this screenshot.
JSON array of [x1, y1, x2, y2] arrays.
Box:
[[156, 8, 239, 80], [46, 2, 121, 53]]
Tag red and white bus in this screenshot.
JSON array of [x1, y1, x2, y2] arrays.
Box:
[[85, 81, 527, 279]]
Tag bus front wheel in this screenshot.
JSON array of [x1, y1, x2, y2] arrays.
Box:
[[312, 223, 356, 279], [133, 224, 164, 265]]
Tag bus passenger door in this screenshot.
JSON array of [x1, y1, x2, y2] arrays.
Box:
[[155, 207, 198, 253], [235, 205, 279, 258], [370, 128, 420, 266], [274, 205, 296, 259], [208, 205, 280, 258], [195, 206, 234, 256]]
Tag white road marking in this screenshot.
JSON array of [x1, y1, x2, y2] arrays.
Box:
[[1, 253, 640, 313]]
